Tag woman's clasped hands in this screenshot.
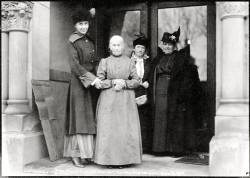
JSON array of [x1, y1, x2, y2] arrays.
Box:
[[94, 78, 102, 89], [113, 79, 126, 91]]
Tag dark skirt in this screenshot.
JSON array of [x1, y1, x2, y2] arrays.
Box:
[[138, 103, 153, 153], [152, 75, 171, 152], [152, 74, 196, 154]]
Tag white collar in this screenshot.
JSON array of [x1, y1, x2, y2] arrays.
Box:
[[131, 53, 149, 62]]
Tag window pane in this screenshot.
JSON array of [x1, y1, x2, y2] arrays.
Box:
[[109, 11, 141, 57], [158, 6, 207, 81]]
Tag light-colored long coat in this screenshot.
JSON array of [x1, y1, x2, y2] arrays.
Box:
[[94, 55, 142, 165]]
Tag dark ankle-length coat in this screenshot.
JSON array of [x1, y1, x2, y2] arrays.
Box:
[[148, 45, 201, 154], [66, 32, 99, 135]]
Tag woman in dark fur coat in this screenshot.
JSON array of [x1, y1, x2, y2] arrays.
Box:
[[148, 27, 201, 156]]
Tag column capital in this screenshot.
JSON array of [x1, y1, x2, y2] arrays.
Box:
[[1, 11, 8, 32], [218, 2, 249, 20], [1, 1, 33, 32]]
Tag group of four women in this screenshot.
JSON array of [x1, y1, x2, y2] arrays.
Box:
[[64, 9, 201, 168]]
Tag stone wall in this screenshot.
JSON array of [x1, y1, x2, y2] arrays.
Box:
[[50, 2, 73, 73], [209, 2, 249, 176]]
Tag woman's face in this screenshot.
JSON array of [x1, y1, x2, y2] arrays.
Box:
[[134, 45, 146, 58], [75, 21, 89, 35], [109, 38, 124, 56], [161, 42, 175, 54]]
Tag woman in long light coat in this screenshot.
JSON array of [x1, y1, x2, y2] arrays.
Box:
[[94, 35, 142, 168]]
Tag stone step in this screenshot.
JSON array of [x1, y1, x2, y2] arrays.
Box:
[[209, 135, 249, 176], [22, 155, 209, 176], [215, 115, 249, 136]]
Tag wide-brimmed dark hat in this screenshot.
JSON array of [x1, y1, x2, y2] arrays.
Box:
[[72, 9, 91, 25], [133, 33, 148, 48], [161, 27, 180, 45]]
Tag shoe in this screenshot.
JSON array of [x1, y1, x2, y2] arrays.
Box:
[[81, 158, 92, 165], [72, 158, 85, 168]]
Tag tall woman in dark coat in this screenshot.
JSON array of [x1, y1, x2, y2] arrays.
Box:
[[64, 9, 101, 167], [149, 27, 199, 156], [131, 34, 152, 153]]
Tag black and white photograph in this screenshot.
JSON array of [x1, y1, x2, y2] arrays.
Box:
[[1, 0, 249, 176]]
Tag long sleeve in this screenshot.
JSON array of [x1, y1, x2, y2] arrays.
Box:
[[125, 59, 140, 89], [97, 58, 112, 89], [68, 42, 96, 88]]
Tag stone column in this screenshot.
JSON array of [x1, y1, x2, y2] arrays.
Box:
[[4, 1, 33, 114], [1, 7, 9, 112], [220, 2, 247, 99], [2, 2, 49, 175], [210, 2, 249, 176]]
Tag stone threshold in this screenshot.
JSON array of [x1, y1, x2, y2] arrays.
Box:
[[23, 154, 209, 176]]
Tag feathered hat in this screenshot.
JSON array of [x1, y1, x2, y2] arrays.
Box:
[[72, 8, 91, 25], [161, 27, 180, 45]]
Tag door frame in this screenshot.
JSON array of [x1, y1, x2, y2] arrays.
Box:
[[150, 1, 216, 141], [95, 2, 148, 58]]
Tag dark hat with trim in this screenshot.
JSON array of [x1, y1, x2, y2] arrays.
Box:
[[133, 33, 148, 48], [161, 27, 180, 44], [72, 9, 91, 25]]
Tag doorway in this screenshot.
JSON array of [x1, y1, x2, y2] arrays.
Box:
[[96, 1, 216, 153]]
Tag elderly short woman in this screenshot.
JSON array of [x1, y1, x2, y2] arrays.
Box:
[[94, 35, 142, 168]]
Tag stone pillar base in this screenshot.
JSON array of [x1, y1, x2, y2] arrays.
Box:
[[209, 103, 249, 176], [3, 114, 27, 132], [2, 113, 48, 175], [5, 99, 30, 114], [209, 135, 249, 176], [2, 131, 48, 175]]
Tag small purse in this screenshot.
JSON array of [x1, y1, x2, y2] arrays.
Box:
[[135, 95, 148, 106]]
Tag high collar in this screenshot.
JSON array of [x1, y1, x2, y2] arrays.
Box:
[[74, 31, 90, 39], [69, 31, 90, 43], [131, 52, 149, 61], [111, 54, 123, 58], [162, 50, 177, 56]]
